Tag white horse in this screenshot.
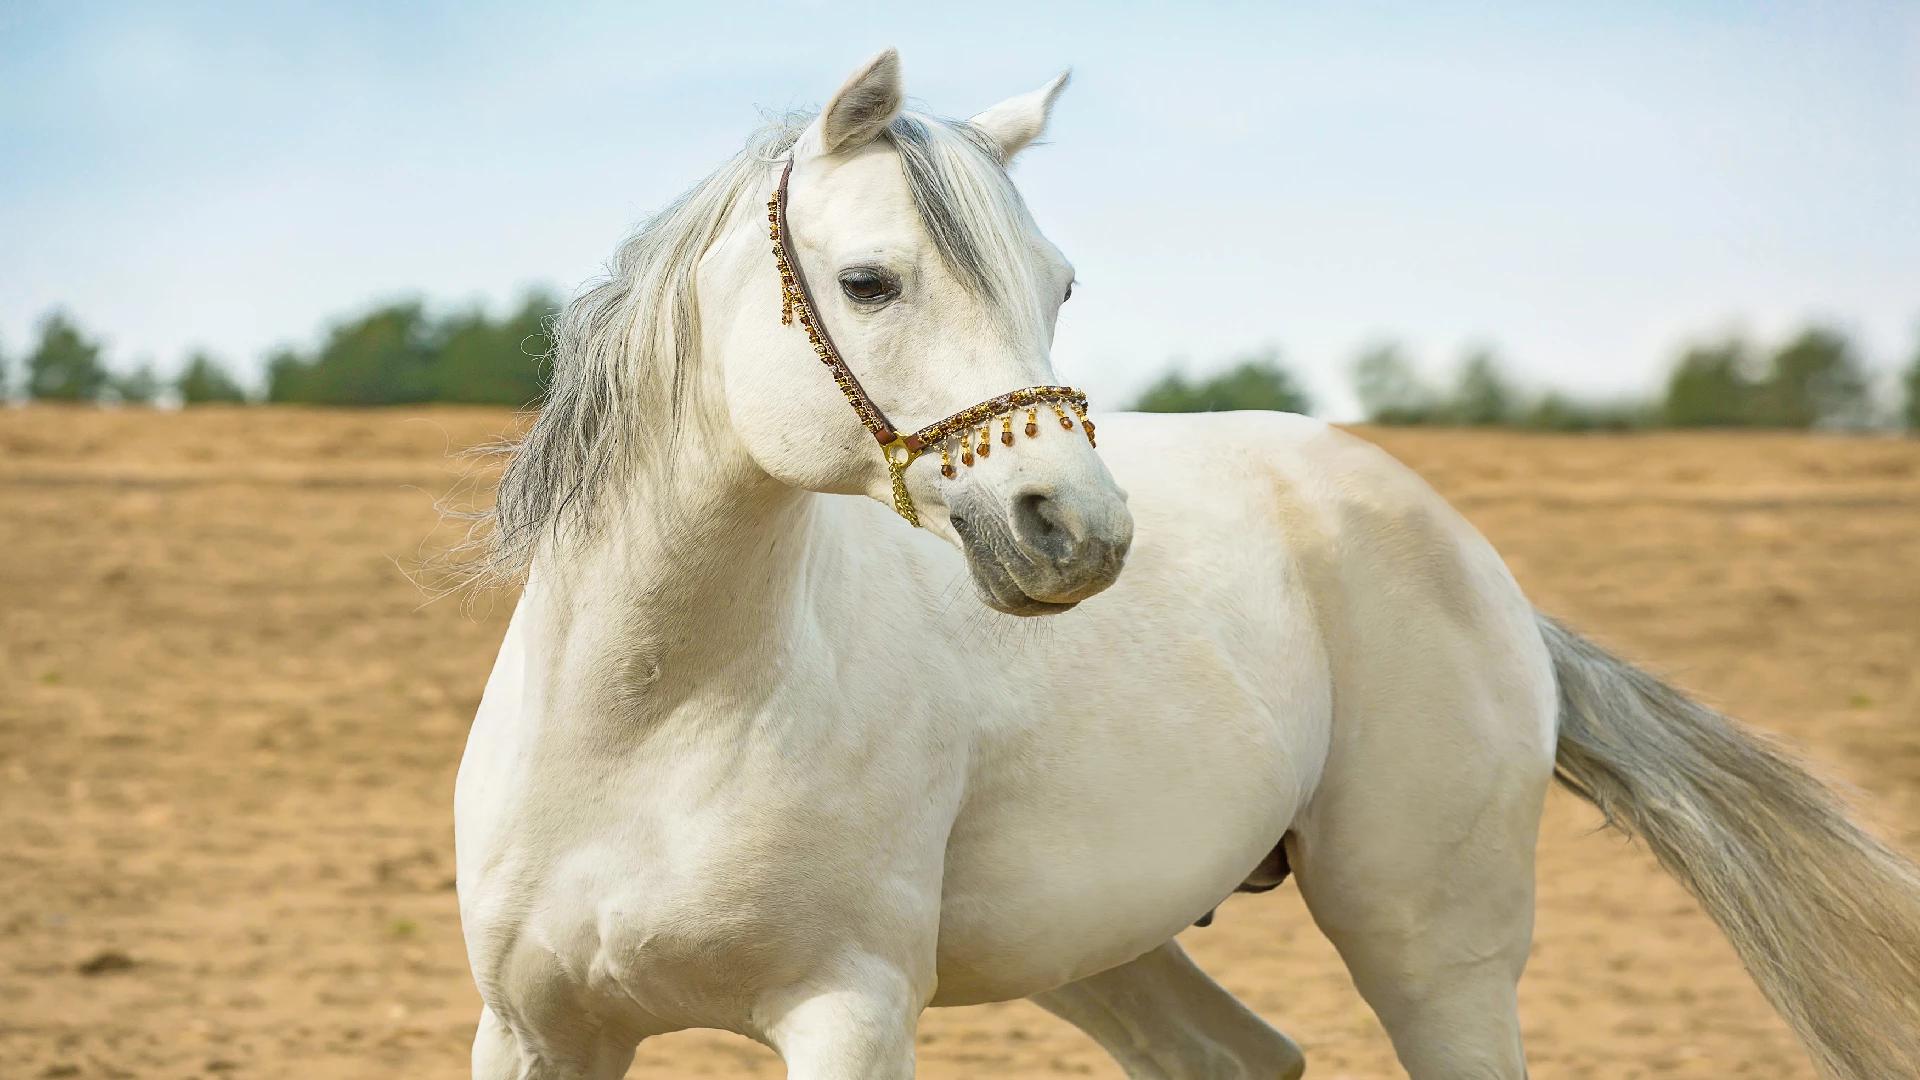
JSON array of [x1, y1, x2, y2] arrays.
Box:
[[455, 50, 1920, 1080]]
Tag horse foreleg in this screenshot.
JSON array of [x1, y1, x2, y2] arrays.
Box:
[[1030, 939, 1304, 1080], [759, 959, 922, 1080], [468, 1002, 640, 1080], [472, 1005, 526, 1080]]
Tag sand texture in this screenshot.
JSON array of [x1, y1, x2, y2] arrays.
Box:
[[3, 407, 1917, 1079]]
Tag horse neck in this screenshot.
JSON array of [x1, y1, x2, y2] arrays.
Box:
[[521, 344, 823, 720], [517, 179, 855, 718], [535, 443, 814, 680]]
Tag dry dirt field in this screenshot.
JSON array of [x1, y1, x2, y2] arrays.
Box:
[[2, 406, 1917, 1080]]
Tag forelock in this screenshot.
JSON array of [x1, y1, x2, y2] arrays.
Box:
[[882, 112, 1041, 318]]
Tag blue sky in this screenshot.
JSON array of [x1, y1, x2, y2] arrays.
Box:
[[3, 1, 1916, 416]]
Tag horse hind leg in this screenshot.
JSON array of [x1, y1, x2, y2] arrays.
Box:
[[1287, 697, 1552, 1079], [1030, 939, 1305, 1080], [1301, 880, 1530, 1077]]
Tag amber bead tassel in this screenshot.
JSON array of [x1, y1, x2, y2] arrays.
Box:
[[1072, 403, 1097, 448], [1001, 416, 1014, 446], [1025, 409, 1039, 438]]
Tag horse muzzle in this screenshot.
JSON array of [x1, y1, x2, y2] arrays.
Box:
[[949, 483, 1132, 616]]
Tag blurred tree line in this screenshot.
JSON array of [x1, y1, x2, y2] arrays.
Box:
[[1348, 327, 1888, 430], [1131, 325, 1920, 433], [0, 293, 556, 407], [4, 300, 1919, 433], [1134, 346, 1312, 415], [266, 295, 555, 405]]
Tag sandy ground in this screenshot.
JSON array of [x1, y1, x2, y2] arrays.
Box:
[[2, 406, 1916, 1080]]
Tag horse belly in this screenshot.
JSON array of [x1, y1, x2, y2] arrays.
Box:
[[929, 687, 1325, 1005]]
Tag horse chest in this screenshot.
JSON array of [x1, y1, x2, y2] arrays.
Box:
[[459, 694, 965, 1026]]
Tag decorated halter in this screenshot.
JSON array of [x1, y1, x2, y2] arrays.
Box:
[[768, 160, 1095, 528]]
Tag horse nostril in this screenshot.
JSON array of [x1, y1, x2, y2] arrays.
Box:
[[1013, 491, 1058, 538], [1009, 488, 1080, 565]]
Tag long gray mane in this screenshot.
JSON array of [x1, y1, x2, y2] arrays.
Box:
[[472, 110, 1039, 581]]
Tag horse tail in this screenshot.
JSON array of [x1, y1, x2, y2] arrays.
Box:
[[1540, 612, 1920, 1079]]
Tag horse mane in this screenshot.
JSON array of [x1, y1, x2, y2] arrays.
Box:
[[462, 108, 1044, 584]]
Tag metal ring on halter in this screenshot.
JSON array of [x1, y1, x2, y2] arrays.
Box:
[[880, 436, 923, 527], [880, 434, 922, 468], [768, 159, 1095, 527]]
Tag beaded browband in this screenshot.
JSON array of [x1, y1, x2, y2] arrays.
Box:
[[768, 160, 1095, 527]]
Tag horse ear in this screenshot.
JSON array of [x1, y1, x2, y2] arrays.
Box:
[[969, 71, 1070, 162], [806, 48, 906, 157]]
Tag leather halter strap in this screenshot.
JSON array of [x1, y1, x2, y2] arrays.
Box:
[[769, 158, 1093, 525], [773, 160, 904, 447]]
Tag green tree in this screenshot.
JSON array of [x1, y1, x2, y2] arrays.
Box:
[[1664, 338, 1755, 427], [107, 365, 161, 405], [1134, 347, 1311, 415], [27, 310, 109, 401], [1903, 335, 1920, 434], [268, 302, 433, 405], [1449, 347, 1516, 425], [1752, 326, 1867, 429], [1353, 343, 1549, 427], [264, 348, 307, 402], [1664, 329, 1868, 429], [1520, 393, 1652, 432], [1352, 342, 1439, 424], [177, 351, 250, 403], [427, 291, 557, 405]]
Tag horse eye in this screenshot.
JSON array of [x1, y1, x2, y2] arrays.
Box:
[[838, 268, 895, 304], [1063, 281, 1074, 303]]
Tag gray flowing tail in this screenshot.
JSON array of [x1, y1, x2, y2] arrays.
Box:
[[1541, 614, 1920, 1080]]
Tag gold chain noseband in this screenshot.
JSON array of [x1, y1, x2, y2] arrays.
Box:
[[768, 160, 1095, 527]]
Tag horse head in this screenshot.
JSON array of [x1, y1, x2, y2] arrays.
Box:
[[714, 51, 1134, 614]]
